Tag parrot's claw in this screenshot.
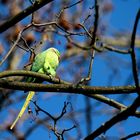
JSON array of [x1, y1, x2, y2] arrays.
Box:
[[48, 74, 53, 81]]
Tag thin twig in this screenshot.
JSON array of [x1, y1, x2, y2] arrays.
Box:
[[33, 101, 72, 139], [90, 0, 99, 46], [79, 49, 95, 84], [0, 24, 32, 66], [121, 131, 140, 140], [0, 31, 22, 66], [58, 125, 76, 140], [103, 44, 130, 54], [63, 0, 83, 9], [32, 101, 55, 120], [78, 23, 92, 38], [11, 40, 29, 52], [20, 36, 32, 52], [78, 0, 99, 84], [56, 0, 84, 19], [129, 9, 140, 92]]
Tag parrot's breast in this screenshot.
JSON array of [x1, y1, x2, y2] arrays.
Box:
[[45, 52, 59, 70]]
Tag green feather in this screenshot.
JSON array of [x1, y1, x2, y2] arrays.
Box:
[[26, 47, 60, 82], [10, 48, 60, 129]]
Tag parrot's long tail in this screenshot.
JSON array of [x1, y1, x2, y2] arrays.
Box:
[[10, 91, 35, 130]]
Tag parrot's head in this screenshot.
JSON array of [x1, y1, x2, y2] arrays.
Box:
[[49, 48, 60, 61]]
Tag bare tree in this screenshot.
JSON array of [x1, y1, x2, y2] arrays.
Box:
[[0, 0, 140, 140]]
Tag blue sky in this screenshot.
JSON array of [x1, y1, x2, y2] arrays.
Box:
[[110, 0, 140, 33], [0, 0, 140, 140]]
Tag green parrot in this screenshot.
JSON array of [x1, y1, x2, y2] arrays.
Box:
[[10, 47, 60, 129]]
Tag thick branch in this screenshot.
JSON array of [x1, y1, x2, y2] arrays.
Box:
[[0, 78, 137, 94], [1, 72, 140, 118], [0, 70, 69, 84], [1, 70, 140, 116], [0, 0, 54, 33], [0, 70, 138, 95]]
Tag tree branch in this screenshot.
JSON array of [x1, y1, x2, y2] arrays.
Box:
[[84, 96, 140, 139], [121, 131, 140, 140], [130, 9, 140, 91], [84, 8, 140, 140], [0, 78, 138, 95], [0, 0, 54, 33], [0, 70, 69, 84], [1, 70, 140, 115]]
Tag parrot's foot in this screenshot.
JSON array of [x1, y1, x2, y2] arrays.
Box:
[[48, 74, 53, 81]]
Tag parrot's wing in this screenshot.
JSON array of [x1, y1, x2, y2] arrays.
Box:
[[26, 50, 48, 83], [31, 51, 47, 72]]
